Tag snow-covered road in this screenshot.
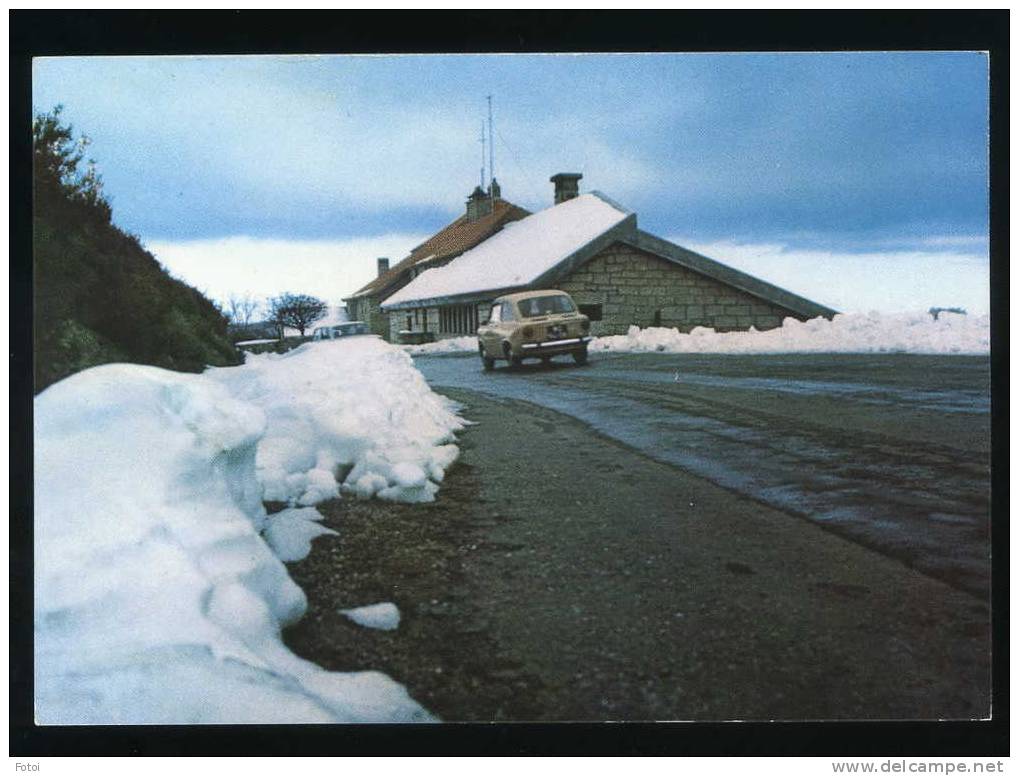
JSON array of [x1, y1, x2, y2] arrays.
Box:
[[414, 351, 991, 597]]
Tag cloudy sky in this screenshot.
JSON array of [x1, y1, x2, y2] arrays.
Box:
[[33, 53, 989, 314]]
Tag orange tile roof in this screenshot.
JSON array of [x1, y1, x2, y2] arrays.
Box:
[[347, 198, 530, 299]]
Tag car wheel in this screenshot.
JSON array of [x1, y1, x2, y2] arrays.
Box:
[[572, 347, 588, 365], [503, 342, 522, 368], [480, 344, 495, 371]]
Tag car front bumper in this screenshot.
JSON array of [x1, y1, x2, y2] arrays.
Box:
[[520, 336, 591, 355]]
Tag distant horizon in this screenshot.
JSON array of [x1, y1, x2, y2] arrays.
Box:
[[34, 52, 990, 315]]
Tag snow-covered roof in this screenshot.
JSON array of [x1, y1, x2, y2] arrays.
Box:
[[381, 192, 633, 309], [346, 198, 529, 300]]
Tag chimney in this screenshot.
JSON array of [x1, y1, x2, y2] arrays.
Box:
[[377, 257, 390, 277], [550, 172, 582, 205], [466, 185, 493, 222]]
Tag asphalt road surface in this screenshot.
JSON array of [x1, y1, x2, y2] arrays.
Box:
[[285, 372, 991, 720], [415, 351, 991, 598]]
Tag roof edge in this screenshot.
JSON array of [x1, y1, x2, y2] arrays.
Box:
[[382, 284, 528, 311], [343, 198, 530, 301], [530, 213, 638, 289], [628, 230, 838, 320], [381, 205, 637, 312], [588, 189, 634, 216]]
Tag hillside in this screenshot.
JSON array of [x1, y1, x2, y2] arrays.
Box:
[[33, 108, 241, 392]]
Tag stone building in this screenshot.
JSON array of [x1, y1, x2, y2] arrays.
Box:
[[344, 180, 528, 340], [380, 173, 835, 338]]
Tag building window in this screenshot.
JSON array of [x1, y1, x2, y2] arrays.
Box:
[[578, 303, 603, 321], [438, 303, 482, 335], [406, 314, 412, 331]]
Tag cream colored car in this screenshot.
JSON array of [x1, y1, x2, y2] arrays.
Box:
[[477, 290, 592, 370]]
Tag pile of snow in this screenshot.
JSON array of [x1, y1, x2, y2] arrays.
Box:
[[590, 311, 990, 355], [341, 602, 401, 631], [312, 304, 352, 329], [210, 336, 464, 505], [404, 336, 478, 356], [382, 193, 630, 307], [35, 364, 435, 724], [263, 507, 337, 563]]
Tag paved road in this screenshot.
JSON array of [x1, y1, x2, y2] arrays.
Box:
[[287, 388, 990, 720], [415, 351, 991, 597]]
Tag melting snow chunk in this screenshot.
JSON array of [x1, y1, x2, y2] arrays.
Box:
[[341, 602, 401, 631], [263, 507, 337, 562]]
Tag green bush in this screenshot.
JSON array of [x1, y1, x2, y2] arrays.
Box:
[[33, 107, 242, 392]]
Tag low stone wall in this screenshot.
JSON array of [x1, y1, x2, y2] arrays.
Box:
[[558, 242, 797, 336], [236, 336, 309, 356]]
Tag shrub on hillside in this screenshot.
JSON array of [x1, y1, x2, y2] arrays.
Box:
[[33, 107, 241, 392]]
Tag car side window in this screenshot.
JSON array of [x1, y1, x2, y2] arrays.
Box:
[[488, 304, 501, 324], [502, 302, 515, 322]]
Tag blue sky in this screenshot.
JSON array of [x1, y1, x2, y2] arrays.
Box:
[[33, 53, 989, 312]]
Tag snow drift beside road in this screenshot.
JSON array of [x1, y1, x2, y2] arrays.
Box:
[[210, 336, 464, 505], [402, 311, 989, 357], [403, 336, 478, 356], [34, 336, 463, 723], [590, 311, 989, 355]]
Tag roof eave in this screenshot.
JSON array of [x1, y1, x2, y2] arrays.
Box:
[[382, 283, 529, 311], [628, 230, 838, 320]]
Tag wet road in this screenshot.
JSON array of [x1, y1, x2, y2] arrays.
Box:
[[415, 351, 992, 597]]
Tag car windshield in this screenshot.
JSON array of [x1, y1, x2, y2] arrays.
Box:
[[516, 295, 575, 318]]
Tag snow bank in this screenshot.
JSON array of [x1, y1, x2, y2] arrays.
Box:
[[35, 364, 434, 724], [210, 336, 464, 505], [404, 336, 478, 356], [341, 602, 401, 631], [590, 311, 989, 356]]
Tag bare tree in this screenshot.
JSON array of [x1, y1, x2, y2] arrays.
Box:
[[268, 293, 328, 338], [225, 294, 260, 326]]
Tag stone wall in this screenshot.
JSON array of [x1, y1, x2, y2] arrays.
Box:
[[557, 241, 798, 336], [387, 306, 443, 342]]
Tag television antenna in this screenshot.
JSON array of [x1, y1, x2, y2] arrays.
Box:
[[479, 119, 486, 190]]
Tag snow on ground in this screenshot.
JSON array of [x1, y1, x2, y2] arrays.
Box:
[[341, 602, 401, 631], [400, 311, 989, 358], [34, 336, 464, 724], [209, 336, 464, 505], [403, 336, 479, 356], [589, 312, 989, 355]]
